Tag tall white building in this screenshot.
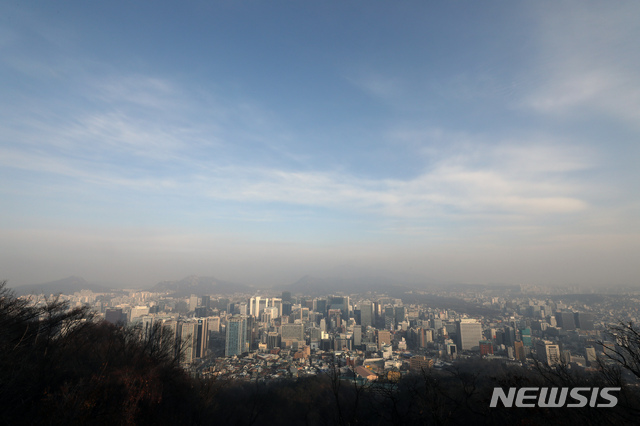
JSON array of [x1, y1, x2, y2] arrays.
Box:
[[456, 319, 483, 351], [225, 316, 248, 357]]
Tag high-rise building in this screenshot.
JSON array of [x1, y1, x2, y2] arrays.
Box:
[[514, 340, 526, 362], [536, 340, 560, 366], [238, 302, 248, 316], [520, 327, 532, 347], [376, 329, 391, 350], [360, 301, 373, 328], [208, 316, 220, 333], [225, 316, 247, 357], [417, 327, 433, 348], [189, 295, 199, 312], [281, 323, 304, 342], [575, 313, 595, 330], [479, 340, 493, 356], [105, 308, 126, 325], [353, 325, 362, 346], [430, 318, 443, 331], [200, 295, 210, 309], [249, 297, 260, 317], [181, 318, 209, 362], [271, 298, 282, 317], [384, 306, 395, 330], [394, 306, 406, 326], [314, 298, 327, 315], [555, 312, 576, 330], [181, 321, 198, 363], [328, 296, 349, 318], [456, 319, 483, 351], [267, 332, 281, 349]]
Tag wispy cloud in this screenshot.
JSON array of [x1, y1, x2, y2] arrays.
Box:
[[520, 1, 640, 123]]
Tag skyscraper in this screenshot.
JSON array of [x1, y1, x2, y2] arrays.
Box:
[[281, 323, 304, 342], [360, 301, 373, 328], [384, 306, 395, 330], [328, 296, 349, 318], [555, 312, 576, 330], [456, 319, 483, 351], [225, 316, 247, 357], [189, 295, 199, 312], [394, 306, 406, 326], [575, 312, 595, 330], [536, 340, 560, 366], [181, 321, 197, 363]]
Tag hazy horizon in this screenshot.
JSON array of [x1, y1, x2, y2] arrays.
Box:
[[1, 1, 639, 289]]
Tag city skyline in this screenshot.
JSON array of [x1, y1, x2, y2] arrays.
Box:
[[1, 1, 639, 288]]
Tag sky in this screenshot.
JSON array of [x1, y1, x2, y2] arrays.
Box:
[[1, 1, 639, 289]]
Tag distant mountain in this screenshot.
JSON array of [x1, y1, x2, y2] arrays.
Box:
[[148, 275, 250, 296], [280, 265, 520, 296], [282, 273, 419, 296], [13, 276, 113, 296]]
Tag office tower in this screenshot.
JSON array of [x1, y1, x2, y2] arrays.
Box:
[[267, 332, 281, 349], [328, 296, 349, 318], [479, 340, 493, 355], [328, 309, 342, 330], [293, 307, 310, 322], [585, 346, 597, 365], [181, 321, 198, 363], [353, 325, 362, 346], [314, 298, 327, 315], [105, 308, 126, 325], [359, 301, 373, 328], [417, 327, 433, 348], [194, 307, 207, 318], [264, 306, 279, 322], [376, 329, 391, 350], [281, 291, 291, 303], [536, 340, 560, 366], [334, 333, 352, 351], [282, 301, 292, 316], [520, 327, 532, 347], [200, 295, 210, 309], [395, 306, 406, 326], [238, 302, 248, 316], [208, 316, 220, 333], [308, 326, 322, 340], [281, 323, 304, 342], [430, 318, 443, 330], [195, 318, 208, 358], [445, 339, 457, 359], [189, 295, 199, 312], [504, 326, 516, 346], [225, 316, 247, 357], [456, 319, 483, 351], [384, 306, 395, 330], [555, 312, 576, 330], [575, 313, 595, 330], [514, 340, 526, 362], [271, 298, 282, 317], [249, 297, 260, 317]]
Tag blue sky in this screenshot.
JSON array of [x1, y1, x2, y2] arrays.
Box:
[[1, 1, 639, 288]]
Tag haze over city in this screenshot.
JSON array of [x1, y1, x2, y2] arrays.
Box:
[[1, 1, 639, 289]]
